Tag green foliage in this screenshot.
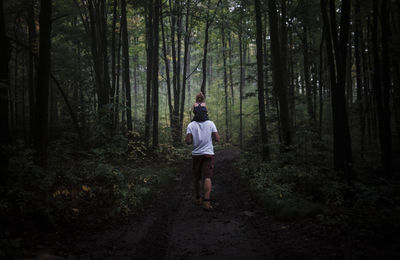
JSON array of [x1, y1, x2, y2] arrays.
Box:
[[238, 138, 400, 248], [238, 151, 327, 220], [127, 130, 189, 162], [156, 143, 189, 162], [127, 131, 147, 161], [2, 139, 182, 235]]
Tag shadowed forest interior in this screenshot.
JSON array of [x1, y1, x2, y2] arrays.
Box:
[[1, 0, 400, 258]]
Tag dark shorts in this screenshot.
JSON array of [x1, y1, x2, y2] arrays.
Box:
[[192, 154, 215, 179]]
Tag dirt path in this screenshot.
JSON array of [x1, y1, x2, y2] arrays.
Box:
[[164, 149, 270, 259], [63, 149, 336, 259]]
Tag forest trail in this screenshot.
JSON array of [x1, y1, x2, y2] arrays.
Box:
[[63, 149, 333, 259]]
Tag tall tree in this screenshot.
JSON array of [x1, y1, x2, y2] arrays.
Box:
[[221, 24, 229, 141], [318, 24, 325, 138], [320, 0, 353, 176], [152, 0, 160, 148], [238, 2, 246, 149], [255, 0, 270, 160], [354, 0, 365, 157], [144, 3, 153, 147], [380, 0, 392, 175], [144, 0, 160, 148], [34, 0, 52, 166], [268, 0, 292, 148], [179, 0, 192, 138], [27, 4, 36, 144], [160, 8, 173, 127], [300, 0, 315, 125], [200, 0, 211, 96], [239, 30, 244, 149], [114, 25, 122, 130], [169, 0, 184, 144], [132, 36, 139, 128], [75, 0, 112, 122], [372, 0, 392, 175], [161, 0, 193, 144], [111, 0, 118, 129], [0, 0, 11, 184], [121, 0, 133, 131]]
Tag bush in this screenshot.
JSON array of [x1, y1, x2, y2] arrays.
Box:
[[237, 144, 400, 253], [237, 151, 328, 220], [2, 138, 182, 233]]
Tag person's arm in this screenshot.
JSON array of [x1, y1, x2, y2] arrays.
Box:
[[212, 132, 220, 142], [185, 133, 193, 144], [211, 122, 219, 142]]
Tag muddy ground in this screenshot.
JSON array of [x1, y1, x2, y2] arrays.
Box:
[[33, 148, 350, 260]]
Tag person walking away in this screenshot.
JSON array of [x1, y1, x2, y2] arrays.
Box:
[[185, 111, 220, 210]]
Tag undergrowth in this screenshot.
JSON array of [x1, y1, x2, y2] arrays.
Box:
[[237, 129, 400, 255], [0, 131, 189, 258]]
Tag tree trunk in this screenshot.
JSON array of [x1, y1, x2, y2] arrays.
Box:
[[228, 33, 234, 105], [376, 0, 392, 175], [187, 44, 192, 114], [144, 8, 152, 147], [288, 25, 296, 128], [255, 0, 270, 160], [77, 0, 112, 127], [321, 0, 353, 176], [239, 29, 244, 149], [121, 0, 132, 131], [318, 23, 325, 138], [99, 0, 111, 111], [363, 15, 373, 145], [263, 12, 269, 114], [346, 44, 353, 107], [34, 0, 52, 167], [302, 24, 315, 125], [22, 52, 27, 144], [111, 0, 118, 129], [160, 11, 173, 129], [268, 0, 291, 148], [228, 32, 234, 136], [336, 0, 353, 175], [152, 0, 160, 148], [114, 26, 122, 130], [169, 0, 182, 144], [200, 0, 211, 96], [179, 0, 191, 138], [133, 36, 139, 129], [0, 0, 11, 185], [12, 45, 18, 136], [354, 0, 365, 157], [27, 4, 36, 145], [121, 71, 126, 131], [176, 4, 182, 129], [221, 26, 229, 142]]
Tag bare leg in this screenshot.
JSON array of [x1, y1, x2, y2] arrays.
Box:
[[203, 178, 212, 200]]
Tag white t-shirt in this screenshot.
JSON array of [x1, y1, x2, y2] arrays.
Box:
[[186, 120, 218, 155]]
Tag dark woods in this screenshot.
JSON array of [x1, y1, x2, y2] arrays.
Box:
[[1, 0, 398, 174], [0, 0, 399, 257]]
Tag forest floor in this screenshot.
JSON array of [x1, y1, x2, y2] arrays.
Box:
[[25, 148, 351, 260]]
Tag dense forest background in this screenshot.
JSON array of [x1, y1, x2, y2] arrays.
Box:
[[1, 0, 400, 258]]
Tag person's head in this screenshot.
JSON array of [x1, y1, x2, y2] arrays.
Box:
[[195, 92, 205, 103]]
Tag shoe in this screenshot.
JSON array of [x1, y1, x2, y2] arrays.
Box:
[[202, 199, 213, 210]]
